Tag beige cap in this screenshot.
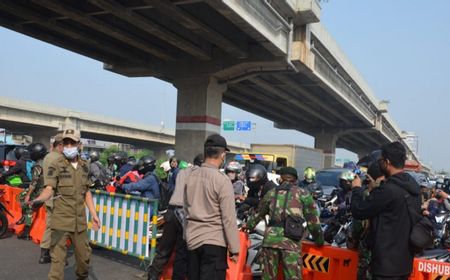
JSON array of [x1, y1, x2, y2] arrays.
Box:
[[62, 128, 81, 142]]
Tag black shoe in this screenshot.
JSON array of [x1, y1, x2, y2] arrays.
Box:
[[147, 271, 159, 280], [16, 216, 25, 225], [17, 226, 31, 240], [39, 248, 51, 264]]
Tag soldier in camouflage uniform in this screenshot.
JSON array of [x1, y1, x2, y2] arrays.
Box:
[[16, 143, 48, 240], [245, 167, 324, 280]]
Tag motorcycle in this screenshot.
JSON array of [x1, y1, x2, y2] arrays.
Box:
[[431, 209, 450, 248], [0, 189, 13, 237], [323, 209, 353, 247]]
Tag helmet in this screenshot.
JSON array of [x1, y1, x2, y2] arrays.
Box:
[[304, 167, 316, 182], [113, 151, 128, 165], [127, 156, 137, 166], [339, 170, 355, 181], [343, 161, 357, 170], [246, 164, 268, 187], [136, 156, 156, 175], [160, 161, 171, 172], [89, 150, 100, 162], [225, 161, 242, 174], [27, 143, 47, 161], [179, 161, 189, 169], [13, 146, 27, 160], [193, 154, 204, 167]]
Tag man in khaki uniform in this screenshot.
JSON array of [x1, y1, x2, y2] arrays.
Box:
[[32, 129, 100, 280], [39, 133, 64, 264]]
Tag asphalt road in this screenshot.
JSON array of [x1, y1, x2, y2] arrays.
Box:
[[0, 231, 147, 280]]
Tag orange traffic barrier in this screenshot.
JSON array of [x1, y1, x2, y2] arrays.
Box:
[[300, 242, 359, 280], [409, 257, 450, 280], [29, 205, 47, 244], [0, 184, 47, 244]]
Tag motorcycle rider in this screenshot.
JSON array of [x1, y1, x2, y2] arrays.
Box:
[[16, 143, 48, 240], [238, 164, 276, 217], [0, 146, 33, 187], [88, 150, 110, 189], [333, 170, 355, 213], [244, 167, 323, 280], [298, 167, 316, 188], [225, 161, 245, 197], [119, 156, 160, 200]]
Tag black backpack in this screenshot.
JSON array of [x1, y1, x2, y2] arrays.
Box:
[[93, 161, 110, 188], [157, 178, 172, 211], [399, 187, 434, 250]]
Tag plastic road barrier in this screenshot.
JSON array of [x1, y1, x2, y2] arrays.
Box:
[[86, 190, 159, 262]]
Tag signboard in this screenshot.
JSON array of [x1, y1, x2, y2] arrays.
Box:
[[236, 121, 252, 131], [223, 121, 235, 131]]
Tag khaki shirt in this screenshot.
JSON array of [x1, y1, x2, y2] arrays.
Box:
[[44, 157, 91, 232], [42, 151, 64, 208], [184, 163, 240, 254]]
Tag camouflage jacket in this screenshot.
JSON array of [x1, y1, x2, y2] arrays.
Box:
[[247, 181, 324, 251], [29, 159, 44, 195]]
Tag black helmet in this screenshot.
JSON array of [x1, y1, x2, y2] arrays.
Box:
[[127, 156, 137, 166], [113, 151, 128, 165], [89, 150, 100, 162], [193, 153, 204, 167], [13, 146, 27, 160], [27, 143, 47, 161], [107, 155, 115, 165], [136, 156, 156, 175], [246, 164, 268, 188]]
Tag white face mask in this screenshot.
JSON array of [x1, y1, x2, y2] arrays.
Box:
[[63, 146, 79, 159]]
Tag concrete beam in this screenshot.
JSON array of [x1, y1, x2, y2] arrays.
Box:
[[144, 0, 248, 58], [31, 0, 175, 61], [87, 0, 212, 60]]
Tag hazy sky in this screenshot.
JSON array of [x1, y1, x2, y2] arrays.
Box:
[[0, 1, 449, 170]]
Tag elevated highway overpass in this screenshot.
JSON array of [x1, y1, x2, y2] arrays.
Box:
[[0, 97, 250, 158], [0, 0, 418, 165]]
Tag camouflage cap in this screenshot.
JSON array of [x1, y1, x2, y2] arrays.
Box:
[[62, 128, 81, 142], [53, 133, 63, 143]]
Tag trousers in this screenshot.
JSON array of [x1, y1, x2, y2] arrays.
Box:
[[187, 244, 228, 280], [48, 229, 91, 280]]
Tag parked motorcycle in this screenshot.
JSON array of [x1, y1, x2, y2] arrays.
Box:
[[0, 189, 13, 237]]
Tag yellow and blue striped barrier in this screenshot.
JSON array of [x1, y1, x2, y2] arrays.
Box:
[[86, 190, 159, 262]]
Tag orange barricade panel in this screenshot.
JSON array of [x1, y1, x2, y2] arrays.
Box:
[[29, 205, 47, 244], [226, 231, 252, 280], [410, 257, 450, 280], [160, 251, 176, 280]]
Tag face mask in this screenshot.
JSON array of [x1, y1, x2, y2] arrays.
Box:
[[63, 146, 79, 159]]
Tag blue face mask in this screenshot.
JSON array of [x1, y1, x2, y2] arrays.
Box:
[[63, 146, 79, 159]]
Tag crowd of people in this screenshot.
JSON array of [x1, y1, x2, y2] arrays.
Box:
[[0, 130, 441, 280]]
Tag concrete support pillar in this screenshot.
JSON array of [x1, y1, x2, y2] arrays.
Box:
[[314, 133, 338, 168], [173, 76, 226, 162]]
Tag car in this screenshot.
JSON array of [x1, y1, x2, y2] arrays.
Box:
[[315, 168, 350, 207], [0, 144, 27, 173]]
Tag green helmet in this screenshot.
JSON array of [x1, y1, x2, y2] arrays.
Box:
[[304, 167, 316, 182], [179, 160, 189, 169], [340, 170, 355, 181]]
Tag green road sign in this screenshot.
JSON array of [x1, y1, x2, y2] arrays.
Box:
[[223, 121, 235, 131]]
